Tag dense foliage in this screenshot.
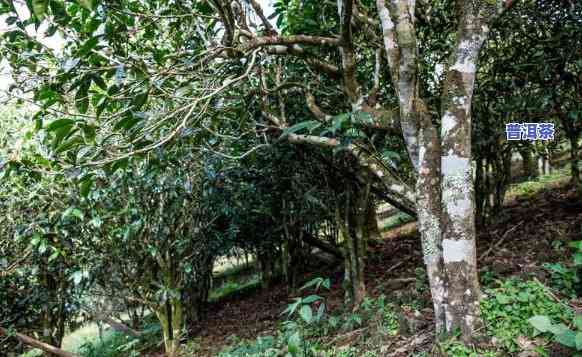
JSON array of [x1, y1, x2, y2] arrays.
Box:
[[0, 0, 581, 356]]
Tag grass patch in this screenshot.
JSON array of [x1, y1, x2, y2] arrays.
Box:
[[214, 253, 254, 277], [209, 274, 261, 302], [506, 169, 570, 200], [21, 323, 106, 357], [380, 212, 414, 231]]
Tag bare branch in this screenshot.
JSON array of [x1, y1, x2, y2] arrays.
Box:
[[0, 327, 79, 357], [243, 35, 341, 51], [265, 46, 341, 78], [376, 0, 400, 87], [306, 92, 333, 122], [338, 0, 361, 103], [245, 0, 277, 34], [368, 48, 383, 105], [210, 0, 235, 49]]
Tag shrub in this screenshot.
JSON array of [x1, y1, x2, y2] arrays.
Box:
[[481, 278, 572, 352]]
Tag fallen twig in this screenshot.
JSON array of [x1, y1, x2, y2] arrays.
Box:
[[480, 220, 524, 259]]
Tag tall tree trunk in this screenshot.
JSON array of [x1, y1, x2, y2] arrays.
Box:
[[376, 0, 510, 343], [257, 250, 275, 289], [475, 157, 485, 226], [352, 183, 370, 307], [366, 199, 381, 242], [569, 133, 580, 189], [519, 145, 538, 178], [156, 298, 183, 357], [336, 186, 367, 307], [416, 107, 447, 333], [440, 1, 490, 340], [280, 240, 290, 283], [184, 257, 212, 327], [493, 148, 512, 212]]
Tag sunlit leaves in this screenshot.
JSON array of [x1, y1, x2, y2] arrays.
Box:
[[31, 0, 48, 20]]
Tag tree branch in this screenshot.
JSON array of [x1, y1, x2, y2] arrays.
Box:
[[338, 0, 361, 103], [0, 327, 79, 357], [243, 35, 341, 51], [245, 0, 277, 34], [302, 230, 344, 260], [265, 46, 341, 78]]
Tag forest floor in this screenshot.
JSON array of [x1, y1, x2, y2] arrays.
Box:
[[194, 175, 582, 356], [26, 173, 580, 356]]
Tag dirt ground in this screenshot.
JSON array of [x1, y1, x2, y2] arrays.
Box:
[[194, 184, 582, 356]]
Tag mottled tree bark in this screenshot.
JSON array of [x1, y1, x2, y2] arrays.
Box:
[[439, 0, 497, 339], [377, 0, 449, 333], [376, 0, 512, 341], [416, 108, 447, 333]]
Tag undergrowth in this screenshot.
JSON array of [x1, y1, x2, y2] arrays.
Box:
[[481, 278, 573, 353], [78, 320, 162, 357]]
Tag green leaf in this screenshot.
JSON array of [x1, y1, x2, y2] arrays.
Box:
[[78, 37, 99, 57], [496, 294, 512, 305], [281, 120, 321, 135], [287, 332, 301, 354], [132, 90, 149, 110], [38, 240, 48, 254], [300, 277, 323, 291], [32, 0, 48, 20], [299, 305, 312, 324], [79, 0, 98, 11], [574, 253, 582, 266], [62, 207, 84, 220], [76, 82, 90, 114], [345, 128, 366, 138], [114, 115, 142, 131], [576, 332, 582, 351], [575, 316, 582, 331], [556, 329, 577, 348], [48, 248, 60, 262], [301, 295, 322, 304], [549, 323, 570, 335], [79, 176, 93, 198], [47, 118, 75, 131], [30, 233, 41, 246], [56, 136, 83, 153], [382, 150, 401, 164], [282, 298, 301, 317], [92, 74, 107, 90], [528, 315, 553, 332], [52, 126, 77, 149], [316, 303, 325, 322]]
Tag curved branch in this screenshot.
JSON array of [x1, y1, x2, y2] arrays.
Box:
[[265, 46, 341, 78]]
